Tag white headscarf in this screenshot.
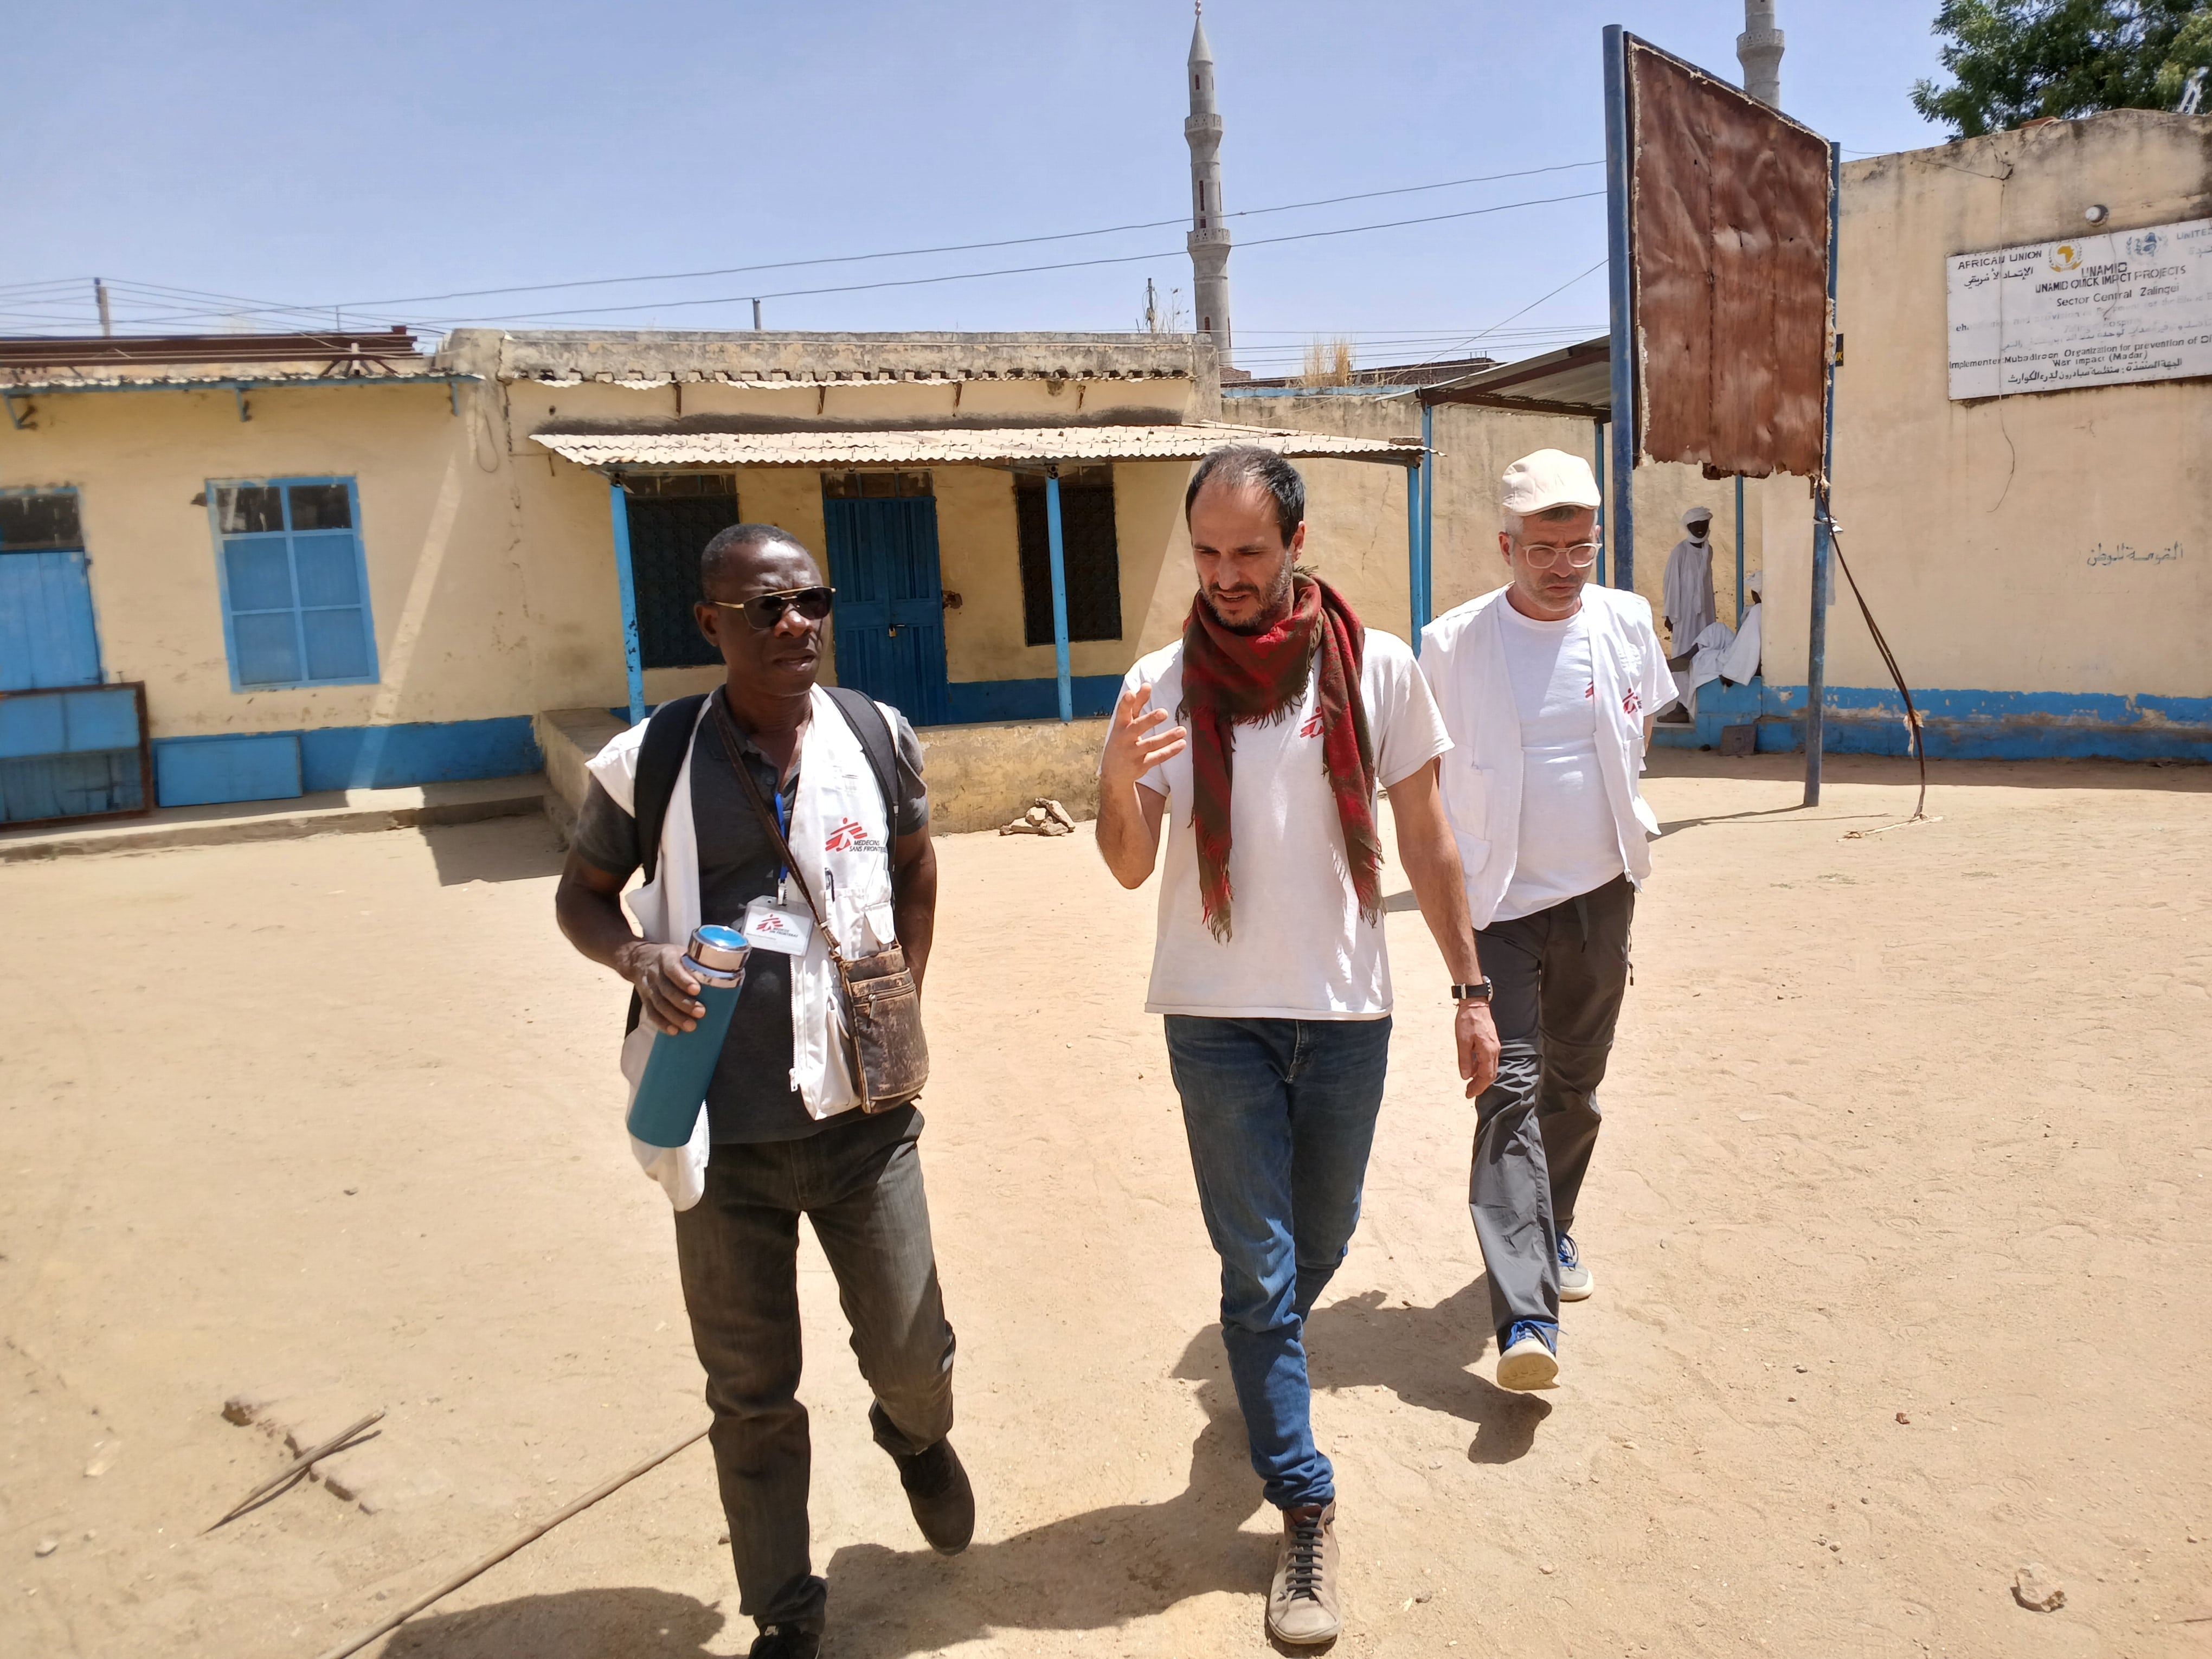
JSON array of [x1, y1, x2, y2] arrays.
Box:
[[1682, 507, 1714, 536]]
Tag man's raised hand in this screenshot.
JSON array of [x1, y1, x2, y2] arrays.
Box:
[[1100, 680, 1187, 793]]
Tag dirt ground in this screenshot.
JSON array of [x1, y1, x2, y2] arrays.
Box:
[[3, 751, 2208, 1659]]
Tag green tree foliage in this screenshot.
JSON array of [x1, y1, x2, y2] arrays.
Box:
[[1910, 1, 2212, 136]]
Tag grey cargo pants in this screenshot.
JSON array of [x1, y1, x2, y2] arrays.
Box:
[[1469, 873, 1635, 1340]]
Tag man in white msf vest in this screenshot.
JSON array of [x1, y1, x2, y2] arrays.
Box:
[[555, 525, 967, 1659], [1418, 451, 1673, 1391]]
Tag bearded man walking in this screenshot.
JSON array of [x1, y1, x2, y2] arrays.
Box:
[[1419, 451, 1673, 1392], [1097, 446, 1499, 1648]]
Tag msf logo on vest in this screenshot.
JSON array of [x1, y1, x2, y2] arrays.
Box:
[[824, 818, 886, 855]]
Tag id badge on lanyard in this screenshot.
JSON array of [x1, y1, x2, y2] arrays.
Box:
[[742, 785, 813, 955]]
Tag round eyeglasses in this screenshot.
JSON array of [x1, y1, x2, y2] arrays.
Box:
[[1517, 540, 1600, 571]]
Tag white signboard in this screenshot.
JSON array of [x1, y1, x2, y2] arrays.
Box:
[[1947, 215, 2212, 400]]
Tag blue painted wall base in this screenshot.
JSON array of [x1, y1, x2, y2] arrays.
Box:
[[1650, 681, 2212, 762], [152, 715, 542, 807], [943, 674, 1120, 725]]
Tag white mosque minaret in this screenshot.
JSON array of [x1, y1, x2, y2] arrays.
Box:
[[1185, 3, 1234, 370]]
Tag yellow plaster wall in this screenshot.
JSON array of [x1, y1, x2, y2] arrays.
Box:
[[0, 380, 526, 741], [1761, 111, 2212, 696]]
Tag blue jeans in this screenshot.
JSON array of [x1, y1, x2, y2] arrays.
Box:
[[1164, 1015, 1392, 1510]]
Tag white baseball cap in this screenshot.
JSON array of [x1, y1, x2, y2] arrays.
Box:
[[1501, 449, 1602, 516]]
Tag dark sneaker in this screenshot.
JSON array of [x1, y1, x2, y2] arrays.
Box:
[[1496, 1319, 1560, 1391], [892, 1437, 975, 1555], [748, 1626, 820, 1659], [1266, 1500, 1342, 1645], [1558, 1231, 1594, 1301]]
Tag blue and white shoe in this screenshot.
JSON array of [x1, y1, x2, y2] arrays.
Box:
[[1496, 1319, 1560, 1391], [1557, 1232, 1594, 1302]]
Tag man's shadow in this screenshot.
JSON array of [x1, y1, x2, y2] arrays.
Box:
[[382, 1585, 726, 1658], [1302, 1280, 1552, 1465], [377, 1298, 1546, 1659]]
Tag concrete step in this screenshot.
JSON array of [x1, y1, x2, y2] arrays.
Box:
[[0, 774, 546, 863]]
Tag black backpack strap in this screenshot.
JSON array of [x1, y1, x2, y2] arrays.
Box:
[[633, 693, 709, 886], [824, 685, 901, 832]]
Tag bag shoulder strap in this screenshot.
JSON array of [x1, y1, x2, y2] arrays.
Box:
[[823, 684, 901, 833], [633, 693, 709, 886]]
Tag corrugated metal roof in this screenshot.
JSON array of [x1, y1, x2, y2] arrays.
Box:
[[529, 423, 1421, 469], [486, 329, 1205, 387], [2, 369, 465, 393], [1420, 336, 1612, 417]]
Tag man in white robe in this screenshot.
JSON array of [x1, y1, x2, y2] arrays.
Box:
[[1662, 508, 1718, 667]]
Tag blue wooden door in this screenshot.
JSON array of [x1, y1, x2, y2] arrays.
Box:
[[0, 550, 103, 690], [821, 496, 950, 726]]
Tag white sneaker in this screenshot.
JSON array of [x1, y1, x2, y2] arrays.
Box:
[[1496, 1322, 1560, 1391], [1558, 1231, 1594, 1302]]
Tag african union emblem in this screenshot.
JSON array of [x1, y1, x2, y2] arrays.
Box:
[[2049, 243, 2083, 272]]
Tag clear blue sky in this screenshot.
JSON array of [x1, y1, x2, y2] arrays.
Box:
[[5, 1, 1954, 374]]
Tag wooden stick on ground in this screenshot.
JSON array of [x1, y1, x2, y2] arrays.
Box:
[[310, 1424, 709, 1659], [205, 1411, 386, 1533]]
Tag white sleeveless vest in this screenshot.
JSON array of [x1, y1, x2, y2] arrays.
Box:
[[585, 687, 902, 1209]]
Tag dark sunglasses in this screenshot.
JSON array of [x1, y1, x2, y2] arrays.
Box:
[[713, 585, 835, 631]]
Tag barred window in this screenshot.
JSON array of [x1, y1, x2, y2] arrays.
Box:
[[1014, 466, 1122, 646]]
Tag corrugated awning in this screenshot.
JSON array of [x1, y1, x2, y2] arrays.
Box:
[[1420, 336, 1612, 419], [529, 422, 1422, 470]]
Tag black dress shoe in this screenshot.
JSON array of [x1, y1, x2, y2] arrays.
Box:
[[892, 1437, 975, 1554], [748, 1626, 820, 1659]]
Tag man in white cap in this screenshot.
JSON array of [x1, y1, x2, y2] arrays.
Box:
[[1663, 507, 1719, 666], [1417, 449, 1673, 1391]]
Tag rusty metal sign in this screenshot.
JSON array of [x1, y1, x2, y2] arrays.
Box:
[[1622, 35, 1831, 479]]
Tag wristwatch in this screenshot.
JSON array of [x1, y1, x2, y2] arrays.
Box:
[[1451, 979, 1494, 1003]]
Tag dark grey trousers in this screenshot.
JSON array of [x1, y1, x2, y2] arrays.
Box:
[[1469, 873, 1635, 1339], [672, 1106, 956, 1638]]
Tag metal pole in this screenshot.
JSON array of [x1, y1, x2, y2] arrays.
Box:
[[1045, 466, 1073, 722], [1804, 139, 1842, 805], [1602, 25, 1637, 595], [95, 279, 113, 337], [608, 480, 646, 724], [1417, 401, 1436, 636], [1593, 419, 1608, 588], [1735, 473, 1746, 620], [751, 299, 762, 331]]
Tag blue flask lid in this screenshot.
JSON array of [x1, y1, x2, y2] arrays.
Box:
[[690, 924, 752, 973]]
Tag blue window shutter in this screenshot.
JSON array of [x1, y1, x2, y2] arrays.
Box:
[[209, 477, 377, 689]]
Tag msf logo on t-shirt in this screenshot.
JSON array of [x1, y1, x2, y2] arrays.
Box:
[[1298, 710, 1325, 739], [824, 818, 885, 855]]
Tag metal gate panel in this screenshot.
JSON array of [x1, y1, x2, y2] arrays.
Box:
[[821, 497, 949, 727], [0, 549, 104, 690]]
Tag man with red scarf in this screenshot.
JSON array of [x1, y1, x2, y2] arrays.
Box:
[[1097, 446, 1499, 1649]]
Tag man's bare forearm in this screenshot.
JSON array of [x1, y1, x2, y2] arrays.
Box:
[[555, 867, 647, 978], [1096, 781, 1161, 889], [1399, 835, 1483, 982]]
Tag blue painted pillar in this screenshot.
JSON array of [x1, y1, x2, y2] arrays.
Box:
[[608, 479, 646, 724], [1416, 402, 1436, 639], [1804, 140, 1842, 806], [1405, 457, 1423, 652], [1734, 473, 1746, 621], [1045, 466, 1072, 722], [1603, 25, 1637, 596], [1593, 419, 1608, 588]]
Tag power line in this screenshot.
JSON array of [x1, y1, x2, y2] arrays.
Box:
[[1415, 258, 1609, 364], [436, 188, 1606, 326], [324, 160, 1605, 311]]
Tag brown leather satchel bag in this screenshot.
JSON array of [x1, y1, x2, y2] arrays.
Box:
[[712, 695, 928, 1113]]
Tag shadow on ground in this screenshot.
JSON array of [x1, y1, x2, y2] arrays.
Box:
[[382, 1586, 728, 1658], [1305, 1283, 1551, 1464], [423, 815, 568, 886]]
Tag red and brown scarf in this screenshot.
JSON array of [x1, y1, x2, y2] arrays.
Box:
[[1180, 574, 1382, 942]]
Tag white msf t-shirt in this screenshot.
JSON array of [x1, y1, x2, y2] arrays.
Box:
[[1121, 629, 1450, 1019], [1494, 603, 1627, 923]]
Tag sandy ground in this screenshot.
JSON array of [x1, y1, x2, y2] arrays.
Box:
[[2, 751, 2208, 1659]]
